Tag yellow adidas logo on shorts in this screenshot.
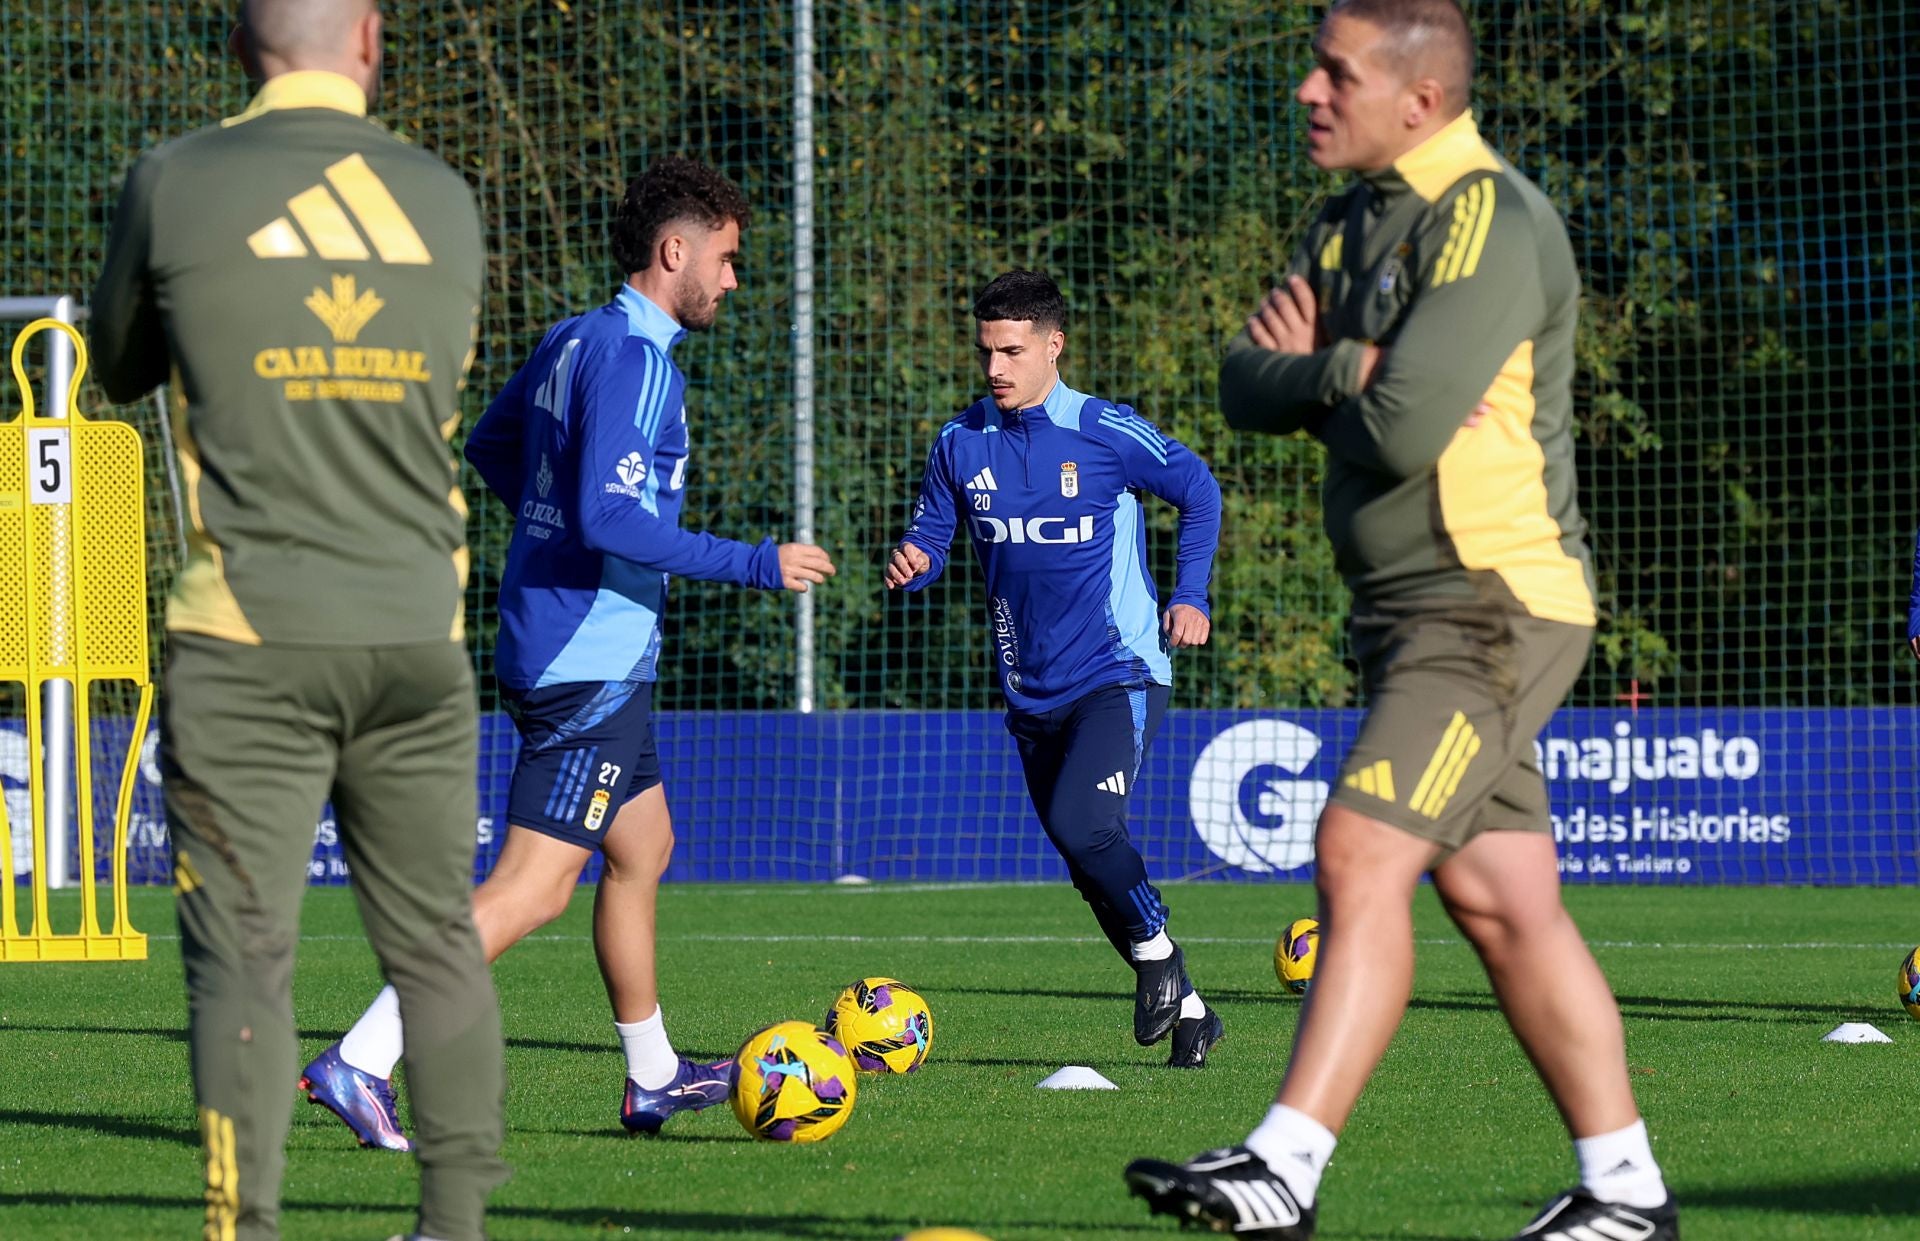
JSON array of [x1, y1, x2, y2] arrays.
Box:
[[1343, 759, 1395, 803], [1411, 712, 1482, 819]]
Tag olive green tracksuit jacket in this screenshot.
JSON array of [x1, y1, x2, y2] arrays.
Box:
[[1221, 111, 1597, 628]]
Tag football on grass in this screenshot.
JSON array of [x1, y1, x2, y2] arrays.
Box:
[[1899, 947, 1920, 1020], [825, 976, 934, 1073], [1275, 916, 1320, 995], [729, 1020, 858, 1143]]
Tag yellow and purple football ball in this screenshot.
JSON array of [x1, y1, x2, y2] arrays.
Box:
[[729, 1020, 858, 1143], [1899, 948, 1920, 1020], [1275, 917, 1320, 995], [825, 976, 934, 1073]]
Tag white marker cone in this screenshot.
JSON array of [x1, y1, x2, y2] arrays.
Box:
[[1822, 1022, 1893, 1044], [1037, 1065, 1118, 1090]]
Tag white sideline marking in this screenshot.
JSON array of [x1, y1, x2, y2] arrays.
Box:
[[144, 933, 1918, 951], [727, 881, 1010, 896]]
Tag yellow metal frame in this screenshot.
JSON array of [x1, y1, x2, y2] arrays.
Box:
[[0, 318, 151, 962]]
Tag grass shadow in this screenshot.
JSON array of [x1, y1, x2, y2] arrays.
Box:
[[0, 1192, 1171, 1236], [0, 1021, 731, 1062], [0, 1109, 196, 1146], [1681, 1172, 1919, 1217]]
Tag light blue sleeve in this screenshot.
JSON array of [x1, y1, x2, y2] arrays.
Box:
[[1104, 406, 1221, 616]]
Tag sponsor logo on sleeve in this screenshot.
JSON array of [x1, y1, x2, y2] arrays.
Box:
[[605, 451, 647, 498]]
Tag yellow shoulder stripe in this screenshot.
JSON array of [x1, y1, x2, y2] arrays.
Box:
[[1433, 180, 1496, 288]]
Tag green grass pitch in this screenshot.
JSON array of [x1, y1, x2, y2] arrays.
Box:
[[2, 884, 1916, 1239]]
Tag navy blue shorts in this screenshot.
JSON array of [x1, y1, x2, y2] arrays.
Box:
[[503, 680, 663, 851]]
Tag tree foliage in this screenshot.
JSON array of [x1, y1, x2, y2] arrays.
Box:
[[2, 1, 1910, 711]]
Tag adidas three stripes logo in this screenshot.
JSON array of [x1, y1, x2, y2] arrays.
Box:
[[248, 154, 431, 264], [1184, 1149, 1303, 1228]]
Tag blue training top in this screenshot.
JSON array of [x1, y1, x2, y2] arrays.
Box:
[[465, 286, 783, 690], [898, 379, 1222, 713]]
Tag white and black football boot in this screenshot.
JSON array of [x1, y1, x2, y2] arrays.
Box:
[[1512, 1187, 1678, 1241], [1125, 1145, 1315, 1238]]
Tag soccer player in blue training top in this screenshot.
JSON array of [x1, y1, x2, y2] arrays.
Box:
[[885, 269, 1226, 1066], [302, 156, 837, 1145]]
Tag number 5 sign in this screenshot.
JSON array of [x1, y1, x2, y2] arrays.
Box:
[[27, 428, 72, 505], [0, 318, 151, 962]]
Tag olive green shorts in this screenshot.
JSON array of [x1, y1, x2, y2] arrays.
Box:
[[1329, 607, 1592, 852]]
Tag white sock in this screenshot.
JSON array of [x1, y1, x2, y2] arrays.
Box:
[[1576, 1118, 1668, 1208], [1131, 930, 1174, 961], [616, 1007, 680, 1090], [339, 985, 404, 1080], [1243, 1104, 1338, 1208], [1179, 990, 1206, 1020]]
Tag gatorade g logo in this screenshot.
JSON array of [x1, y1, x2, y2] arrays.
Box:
[[971, 515, 1096, 544], [1187, 719, 1330, 873]]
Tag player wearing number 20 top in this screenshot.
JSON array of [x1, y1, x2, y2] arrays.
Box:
[[885, 270, 1226, 1067]]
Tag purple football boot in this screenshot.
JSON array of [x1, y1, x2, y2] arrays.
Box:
[[619, 1056, 734, 1134], [299, 1043, 411, 1152]]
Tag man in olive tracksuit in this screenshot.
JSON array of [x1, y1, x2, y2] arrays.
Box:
[[1126, 4, 1674, 1240], [90, 3, 505, 1237]]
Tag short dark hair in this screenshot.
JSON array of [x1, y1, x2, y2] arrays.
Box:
[[972, 270, 1065, 333], [1331, 0, 1475, 113], [610, 156, 751, 273]]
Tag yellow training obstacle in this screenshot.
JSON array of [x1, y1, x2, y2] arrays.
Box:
[[0, 317, 151, 962]]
